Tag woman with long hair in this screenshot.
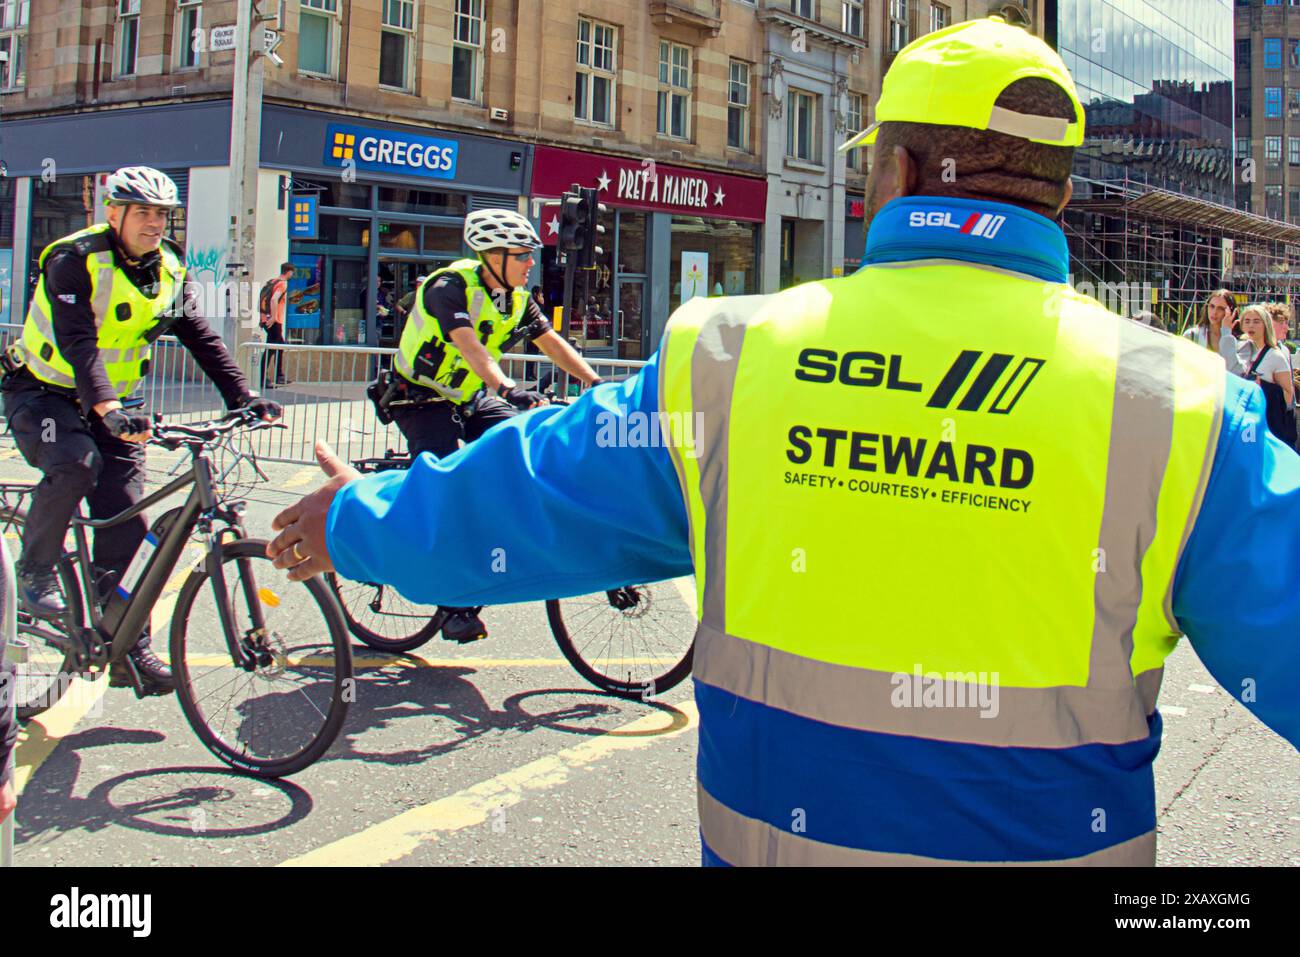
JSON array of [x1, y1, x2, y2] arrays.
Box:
[[1235, 303, 1296, 447], [1187, 288, 1237, 350]]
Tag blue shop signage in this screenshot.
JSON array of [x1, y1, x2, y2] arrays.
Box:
[[322, 123, 459, 180]]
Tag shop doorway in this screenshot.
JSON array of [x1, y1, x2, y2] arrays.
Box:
[[378, 257, 455, 348]]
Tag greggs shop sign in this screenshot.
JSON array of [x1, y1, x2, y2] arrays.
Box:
[[322, 123, 459, 179], [531, 145, 766, 222]]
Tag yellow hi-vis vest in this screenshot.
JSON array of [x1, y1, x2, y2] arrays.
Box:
[[658, 261, 1225, 866], [394, 259, 528, 402], [19, 223, 185, 398]]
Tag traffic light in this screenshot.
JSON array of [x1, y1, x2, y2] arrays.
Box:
[[559, 189, 586, 254], [579, 187, 608, 270]]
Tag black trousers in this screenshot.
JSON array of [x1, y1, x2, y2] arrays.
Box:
[[390, 392, 519, 460], [261, 323, 285, 389], [2, 374, 155, 650]]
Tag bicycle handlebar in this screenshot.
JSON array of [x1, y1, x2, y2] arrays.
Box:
[[149, 408, 286, 450]]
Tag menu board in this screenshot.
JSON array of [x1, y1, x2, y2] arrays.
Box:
[[285, 254, 323, 330]]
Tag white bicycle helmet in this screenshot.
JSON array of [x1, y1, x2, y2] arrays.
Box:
[[464, 208, 542, 252], [104, 166, 180, 208]]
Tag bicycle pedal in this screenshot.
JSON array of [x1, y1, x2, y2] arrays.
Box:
[[442, 632, 488, 645]]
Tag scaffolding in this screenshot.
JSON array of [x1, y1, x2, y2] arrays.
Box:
[[1063, 172, 1300, 334]]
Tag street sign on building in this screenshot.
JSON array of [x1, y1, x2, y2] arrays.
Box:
[[210, 24, 236, 53]]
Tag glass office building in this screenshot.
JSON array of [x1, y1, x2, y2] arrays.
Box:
[[1048, 0, 1234, 204]]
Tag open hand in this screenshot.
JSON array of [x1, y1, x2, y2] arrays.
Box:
[[266, 441, 361, 581]]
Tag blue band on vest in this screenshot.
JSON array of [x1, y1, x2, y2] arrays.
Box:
[[862, 196, 1069, 284]]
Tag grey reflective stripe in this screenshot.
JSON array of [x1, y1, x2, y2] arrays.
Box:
[[1087, 322, 1175, 694], [699, 788, 1157, 867], [468, 288, 485, 324], [90, 263, 115, 328], [101, 343, 150, 364], [693, 622, 1156, 747], [17, 343, 75, 387]]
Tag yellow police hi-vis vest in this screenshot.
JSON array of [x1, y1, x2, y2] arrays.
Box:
[[19, 223, 185, 398], [394, 258, 528, 402], [658, 259, 1225, 866]]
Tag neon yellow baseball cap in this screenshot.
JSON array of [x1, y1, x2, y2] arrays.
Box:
[[840, 16, 1085, 152]]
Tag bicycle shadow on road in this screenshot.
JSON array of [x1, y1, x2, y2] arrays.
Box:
[[14, 725, 313, 851], [322, 654, 680, 767]]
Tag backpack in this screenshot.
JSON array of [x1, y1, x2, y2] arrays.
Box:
[[258, 278, 279, 326]]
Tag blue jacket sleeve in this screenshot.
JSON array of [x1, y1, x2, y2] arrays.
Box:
[[325, 351, 693, 606], [1173, 375, 1300, 750]]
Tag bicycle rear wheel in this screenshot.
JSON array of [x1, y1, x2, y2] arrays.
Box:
[[547, 579, 696, 699], [1, 506, 87, 720], [170, 539, 352, 778], [324, 572, 443, 653]]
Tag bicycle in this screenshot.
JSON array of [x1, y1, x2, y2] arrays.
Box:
[[326, 396, 695, 700], [0, 408, 353, 778]]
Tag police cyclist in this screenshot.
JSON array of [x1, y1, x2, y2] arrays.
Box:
[[1, 166, 281, 697], [386, 208, 602, 644]]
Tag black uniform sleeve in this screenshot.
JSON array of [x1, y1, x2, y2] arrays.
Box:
[[43, 250, 119, 411], [422, 273, 476, 340], [168, 279, 253, 409], [523, 296, 553, 340], [0, 659, 16, 789]]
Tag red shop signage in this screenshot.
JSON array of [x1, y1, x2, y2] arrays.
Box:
[[531, 145, 767, 223]]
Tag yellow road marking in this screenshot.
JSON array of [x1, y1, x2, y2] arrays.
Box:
[[177, 654, 683, 669], [278, 701, 698, 867], [13, 676, 110, 796], [280, 468, 319, 490]]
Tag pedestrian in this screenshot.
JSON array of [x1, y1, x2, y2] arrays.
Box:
[[268, 17, 1300, 866], [1237, 304, 1296, 447], [1186, 288, 1236, 351], [260, 261, 293, 390]]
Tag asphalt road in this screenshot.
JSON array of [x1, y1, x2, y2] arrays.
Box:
[[2, 441, 1296, 867]]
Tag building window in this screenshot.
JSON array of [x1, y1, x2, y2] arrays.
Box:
[[1266, 135, 1282, 166], [452, 0, 483, 101], [116, 0, 140, 77], [1236, 38, 1250, 71], [1266, 184, 1283, 220], [1236, 136, 1249, 159], [790, 0, 814, 18], [657, 41, 692, 140], [575, 17, 617, 126], [1266, 87, 1283, 118], [174, 0, 202, 71], [889, 0, 909, 53], [380, 0, 416, 91], [728, 60, 751, 150], [846, 92, 863, 171], [842, 1, 862, 37], [930, 2, 949, 33], [787, 88, 820, 163], [0, 1, 28, 91], [299, 0, 339, 78], [1265, 38, 1282, 69], [1290, 136, 1300, 165], [1290, 189, 1300, 224], [1292, 39, 1300, 68]]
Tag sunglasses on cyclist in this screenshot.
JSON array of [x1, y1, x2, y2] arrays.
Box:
[[503, 250, 535, 263]]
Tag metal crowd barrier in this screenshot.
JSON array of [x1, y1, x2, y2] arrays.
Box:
[[0, 324, 649, 467], [1, 511, 16, 867]]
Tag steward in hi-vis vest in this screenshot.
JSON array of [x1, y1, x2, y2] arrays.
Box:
[[1, 166, 280, 698], [313, 17, 1300, 866], [379, 208, 602, 646]]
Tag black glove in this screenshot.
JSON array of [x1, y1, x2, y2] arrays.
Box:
[[500, 386, 546, 410], [240, 395, 283, 420], [102, 408, 152, 437]]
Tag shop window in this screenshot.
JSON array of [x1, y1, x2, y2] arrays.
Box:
[[670, 217, 759, 313], [0, 177, 13, 247], [1266, 87, 1283, 118], [30, 175, 98, 264], [380, 0, 416, 92], [617, 212, 646, 274], [378, 187, 467, 217], [377, 222, 419, 251], [657, 41, 692, 140], [317, 215, 369, 246], [575, 17, 617, 127], [929, 2, 949, 34], [0, 1, 28, 91], [728, 60, 750, 151], [889, 0, 908, 54], [842, 1, 862, 37], [787, 89, 820, 164], [421, 224, 463, 254], [846, 93, 863, 172], [174, 0, 201, 72], [300, 0, 340, 79], [116, 0, 140, 78], [295, 177, 369, 209], [452, 0, 484, 102], [1265, 38, 1282, 70]]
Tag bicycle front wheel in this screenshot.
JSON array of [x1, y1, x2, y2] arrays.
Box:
[[324, 572, 443, 653], [170, 539, 352, 778], [547, 579, 696, 699]]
